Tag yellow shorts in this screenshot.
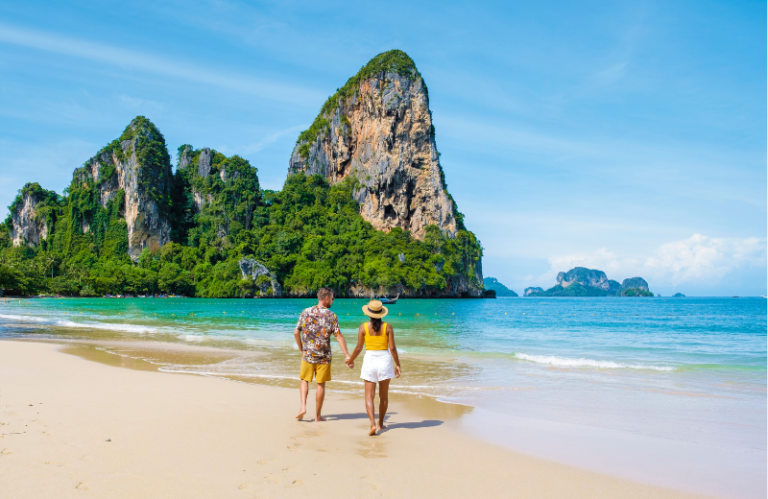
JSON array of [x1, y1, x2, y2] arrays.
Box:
[[300, 360, 331, 383]]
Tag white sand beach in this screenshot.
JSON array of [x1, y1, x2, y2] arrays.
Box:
[[0, 340, 711, 498]]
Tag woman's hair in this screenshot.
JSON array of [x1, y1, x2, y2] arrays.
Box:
[[370, 317, 382, 333]]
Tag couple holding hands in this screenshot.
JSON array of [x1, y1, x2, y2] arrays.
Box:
[[293, 287, 401, 436]]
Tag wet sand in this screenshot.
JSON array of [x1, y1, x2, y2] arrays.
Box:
[[0, 340, 711, 498]]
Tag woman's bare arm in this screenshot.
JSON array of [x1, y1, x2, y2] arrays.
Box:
[[347, 324, 366, 365], [388, 324, 401, 377]]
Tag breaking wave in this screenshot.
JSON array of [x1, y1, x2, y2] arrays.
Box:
[[0, 313, 165, 335], [514, 352, 676, 371]]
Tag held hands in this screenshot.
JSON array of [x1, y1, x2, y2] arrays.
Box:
[[345, 356, 354, 369]]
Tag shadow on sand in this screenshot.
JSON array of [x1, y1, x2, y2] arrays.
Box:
[[379, 420, 443, 432], [320, 413, 444, 431], [323, 412, 398, 420]]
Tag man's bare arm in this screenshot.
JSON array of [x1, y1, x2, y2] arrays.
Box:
[[293, 328, 303, 353]]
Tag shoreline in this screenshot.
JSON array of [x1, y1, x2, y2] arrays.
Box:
[[0, 339, 712, 498], [0, 295, 766, 300]]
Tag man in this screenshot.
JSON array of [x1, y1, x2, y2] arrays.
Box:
[[294, 287, 351, 421]]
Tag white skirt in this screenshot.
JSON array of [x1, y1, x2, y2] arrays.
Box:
[[360, 350, 395, 383]]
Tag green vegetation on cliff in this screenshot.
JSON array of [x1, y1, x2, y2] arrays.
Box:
[[621, 288, 654, 297], [172, 146, 262, 246], [296, 49, 423, 153], [483, 277, 518, 297], [527, 283, 613, 297], [524, 268, 653, 297], [0, 117, 482, 298]]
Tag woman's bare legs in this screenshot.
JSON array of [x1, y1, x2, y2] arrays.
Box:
[[377, 379, 390, 430], [364, 380, 377, 435]]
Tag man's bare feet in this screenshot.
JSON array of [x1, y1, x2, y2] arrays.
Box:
[[315, 416, 326, 422], [368, 426, 377, 436], [296, 409, 306, 420]]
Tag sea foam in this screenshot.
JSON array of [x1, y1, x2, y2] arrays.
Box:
[[514, 352, 676, 371], [0, 313, 163, 335]]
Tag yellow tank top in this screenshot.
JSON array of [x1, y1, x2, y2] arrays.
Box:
[[364, 322, 388, 350]]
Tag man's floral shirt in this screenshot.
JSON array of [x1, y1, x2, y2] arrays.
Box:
[[296, 305, 340, 364]]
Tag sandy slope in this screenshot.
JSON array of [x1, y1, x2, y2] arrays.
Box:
[[0, 340, 708, 499]]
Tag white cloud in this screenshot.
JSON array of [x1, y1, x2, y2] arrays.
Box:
[[117, 94, 163, 110], [438, 116, 766, 209], [238, 125, 307, 155], [646, 234, 766, 285], [591, 61, 628, 87], [537, 234, 767, 288], [0, 138, 98, 219], [0, 23, 324, 105]]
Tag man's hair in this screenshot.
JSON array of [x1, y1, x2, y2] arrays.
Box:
[[317, 287, 334, 301]]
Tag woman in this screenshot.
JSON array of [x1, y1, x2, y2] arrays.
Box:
[[347, 299, 401, 435]]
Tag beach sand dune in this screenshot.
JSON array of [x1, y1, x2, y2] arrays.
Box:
[[0, 341, 708, 498]]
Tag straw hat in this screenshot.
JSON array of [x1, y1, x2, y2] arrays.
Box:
[[362, 300, 388, 319]]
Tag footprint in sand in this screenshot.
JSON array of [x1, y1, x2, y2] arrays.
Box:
[[357, 442, 387, 459], [76, 482, 90, 490], [238, 483, 248, 490], [361, 476, 382, 490], [290, 479, 304, 487], [1, 449, 12, 455], [45, 461, 66, 467]]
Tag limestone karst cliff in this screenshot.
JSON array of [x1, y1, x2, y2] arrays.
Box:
[[556, 267, 621, 294], [525, 267, 653, 297], [619, 277, 649, 292], [8, 183, 59, 247], [71, 117, 173, 259], [484, 277, 518, 297], [3, 57, 483, 299], [288, 50, 461, 241], [172, 145, 261, 244]]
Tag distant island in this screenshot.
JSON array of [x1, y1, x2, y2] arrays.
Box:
[[673, 292, 686, 297], [0, 51, 484, 299], [483, 277, 518, 297], [524, 267, 653, 297]]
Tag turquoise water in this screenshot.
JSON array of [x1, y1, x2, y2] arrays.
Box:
[[1, 296, 763, 375], [1, 296, 765, 496]]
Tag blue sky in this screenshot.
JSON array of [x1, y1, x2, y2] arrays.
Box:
[[0, 0, 765, 295]]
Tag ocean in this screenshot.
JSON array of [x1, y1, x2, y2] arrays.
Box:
[[1, 296, 765, 498]]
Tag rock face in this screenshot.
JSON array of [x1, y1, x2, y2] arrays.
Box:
[[288, 50, 459, 240], [557, 267, 621, 294], [526, 268, 653, 297], [484, 277, 518, 297], [238, 258, 283, 297], [9, 183, 56, 247], [619, 277, 649, 292], [174, 145, 261, 243], [178, 146, 215, 211], [74, 117, 173, 259]]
